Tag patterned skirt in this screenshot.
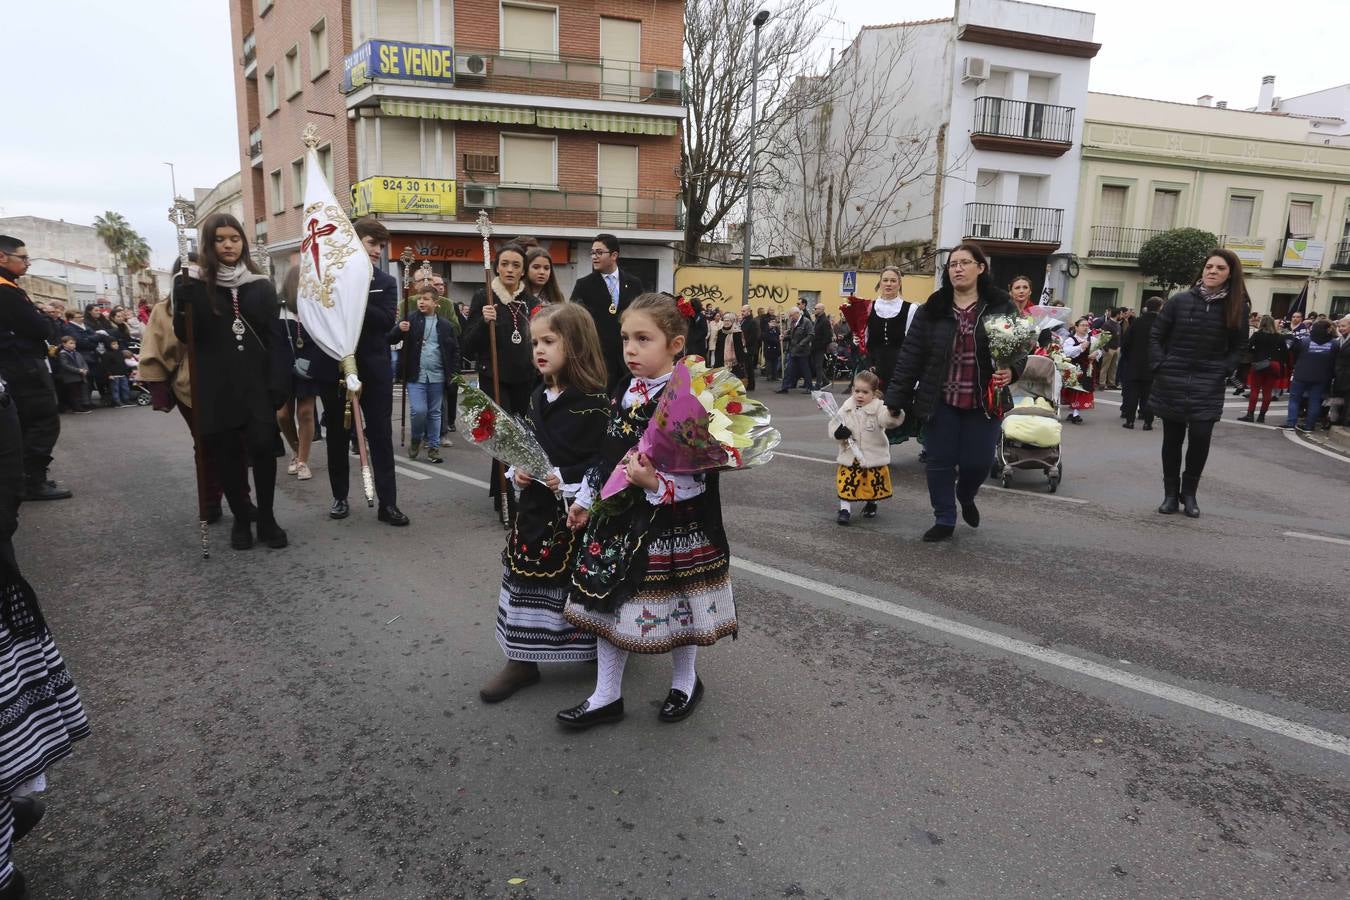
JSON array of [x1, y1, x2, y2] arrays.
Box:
[[836, 463, 892, 501], [1061, 387, 1095, 410], [495, 569, 597, 663], [564, 508, 737, 655]]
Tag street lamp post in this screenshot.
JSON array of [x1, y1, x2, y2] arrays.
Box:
[[739, 9, 771, 308]]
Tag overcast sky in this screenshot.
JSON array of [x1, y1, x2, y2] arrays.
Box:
[[5, 0, 1344, 269]]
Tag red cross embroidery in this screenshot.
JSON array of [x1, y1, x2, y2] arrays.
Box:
[[301, 218, 338, 277]]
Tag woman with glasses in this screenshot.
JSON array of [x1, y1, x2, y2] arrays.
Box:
[[886, 243, 1026, 542], [1148, 248, 1248, 518]]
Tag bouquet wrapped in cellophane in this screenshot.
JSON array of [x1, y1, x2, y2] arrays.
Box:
[[454, 375, 553, 479], [811, 390, 865, 465], [1038, 347, 1083, 392], [982, 315, 1037, 413], [598, 356, 780, 503], [1089, 328, 1112, 354]]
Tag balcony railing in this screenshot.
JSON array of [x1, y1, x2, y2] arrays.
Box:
[[1088, 226, 1164, 259], [964, 202, 1063, 247], [242, 32, 256, 68], [248, 128, 263, 160], [464, 185, 682, 230], [341, 40, 684, 106], [971, 97, 1074, 151], [1332, 239, 1350, 270]]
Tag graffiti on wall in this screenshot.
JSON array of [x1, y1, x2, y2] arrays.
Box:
[[677, 283, 727, 305], [677, 282, 793, 306]]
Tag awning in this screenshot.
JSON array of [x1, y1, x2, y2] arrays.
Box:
[[535, 109, 678, 136], [379, 99, 536, 125]]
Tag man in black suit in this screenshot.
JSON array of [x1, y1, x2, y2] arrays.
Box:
[[314, 218, 408, 526], [569, 233, 643, 387]]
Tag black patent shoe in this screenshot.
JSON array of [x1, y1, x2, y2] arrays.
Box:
[[863, 501, 878, 518], [329, 498, 350, 519], [19, 482, 72, 501], [836, 508, 851, 526], [659, 678, 704, 723], [0, 870, 28, 900], [556, 697, 625, 730], [10, 796, 44, 843], [378, 505, 410, 526]]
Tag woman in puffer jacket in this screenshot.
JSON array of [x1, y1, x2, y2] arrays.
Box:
[[829, 370, 904, 525], [1148, 248, 1248, 519]]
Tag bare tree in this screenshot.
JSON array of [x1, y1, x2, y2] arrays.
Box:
[[756, 28, 970, 269], [681, 0, 830, 262]]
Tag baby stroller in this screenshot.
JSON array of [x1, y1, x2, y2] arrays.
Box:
[[992, 355, 1064, 492]]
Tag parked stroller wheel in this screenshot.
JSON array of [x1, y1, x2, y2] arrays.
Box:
[[136, 394, 150, 406], [1000, 472, 1011, 489]]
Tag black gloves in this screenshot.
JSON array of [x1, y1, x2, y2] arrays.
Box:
[[834, 424, 852, 440]]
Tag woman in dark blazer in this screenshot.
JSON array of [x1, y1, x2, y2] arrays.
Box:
[[1148, 248, 1248, 518], [885, 242, 1026, 543]]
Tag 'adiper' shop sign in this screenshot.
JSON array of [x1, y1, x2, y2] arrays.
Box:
[[343, 40, 456, 92]]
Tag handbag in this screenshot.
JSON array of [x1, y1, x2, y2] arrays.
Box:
[[287, 319, 313, 380]]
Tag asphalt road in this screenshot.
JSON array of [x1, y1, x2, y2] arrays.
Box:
[[11, 384, 1349, 899]]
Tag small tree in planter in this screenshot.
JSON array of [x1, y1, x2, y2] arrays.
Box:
[[1138, 228, 1220, 294]]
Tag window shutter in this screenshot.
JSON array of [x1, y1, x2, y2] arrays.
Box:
[[381, 118, 423, 175], [1099, 185, 1126, 228], [377, 0, 420, 41], [502, 4, 557, 56], [1150, 190, 1179, 231], [601, 17, 642, 100], [1226, 196, 1255, 238], [501, 135, 556, 187], [1287, 201, 1314, 239]]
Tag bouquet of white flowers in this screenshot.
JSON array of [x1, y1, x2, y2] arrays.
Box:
[[982, 315, 1036, 412], [1089, 329, 1112, 355]]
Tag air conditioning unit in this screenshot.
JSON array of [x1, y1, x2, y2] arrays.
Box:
[[653, 68, 681, 100], [962, 56, 990, 83], [455, 54, 488, 79], [463, 184, 497, 208]]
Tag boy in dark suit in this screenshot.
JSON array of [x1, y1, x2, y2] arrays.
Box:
[[568, 233, 642, 387]]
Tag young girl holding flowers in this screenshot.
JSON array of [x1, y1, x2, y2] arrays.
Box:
[[559, 294, 737, 729], [829, 370, 903, 525], [479, 303, 611, 703]]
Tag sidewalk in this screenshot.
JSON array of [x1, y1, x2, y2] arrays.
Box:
[[1297, 424, 1350, 458]]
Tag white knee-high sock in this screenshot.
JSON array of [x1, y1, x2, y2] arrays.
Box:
[[671, 645, 698, 696], [838, 499, 852, 512], [587, 639, 628, 707]]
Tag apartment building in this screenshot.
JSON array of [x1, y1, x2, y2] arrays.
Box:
[[1074, 93, 1350, 318], [760, 0, 1096, 301], [228, 0, 685, 299]]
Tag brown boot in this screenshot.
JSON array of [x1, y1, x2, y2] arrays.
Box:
[[479, 661, 540, 703]]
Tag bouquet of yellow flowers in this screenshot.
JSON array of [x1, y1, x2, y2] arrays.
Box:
[[598, 356, 780, 501]]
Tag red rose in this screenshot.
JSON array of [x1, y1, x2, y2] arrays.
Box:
[[471, 407, 496, 442], [676, 295, 696, 320], [725, 401, 743, 415]]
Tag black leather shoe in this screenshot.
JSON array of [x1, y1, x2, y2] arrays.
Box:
[[10, 796, 44, 843], [1157, 495, 1180, 515], [230, 520, 253, 550], [1122, 420, 1134, 429], [659, 678, 704, 723], [556, 697, 625, 729], [255, 516, 288, 549], [922, 524, 954, 542], [1142, 422, 1153, 431], [19, 482, 72, 501], [1181, 494, 1200, 518], [378, 505, 410, 526], [836, 508, 851, 526], [329, 499, 350, 519]]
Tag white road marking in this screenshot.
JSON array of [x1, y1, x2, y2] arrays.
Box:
[[1283, 530, 1350, 548], [403, 457, 493, 489], [1093, 398, 1276, 430], [1281, 427, 1350, 463], [730, 556, 1350, 758], [394, 466, 431, 481], [772, 451, 1090, 504]]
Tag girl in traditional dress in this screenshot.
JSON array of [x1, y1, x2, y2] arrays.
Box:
[[173, 213, 288, 550], [866, 266, 917, 389], [479, 303, 609, 703], [558, 294, 736, 729], [1060, 316, 1100, 425], [828, 370, 904, 525], [463, 244, 534, 512]]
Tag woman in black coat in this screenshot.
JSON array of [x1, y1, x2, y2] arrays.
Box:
[[1148, 248, 1248, 518], [462, 244, 534, 509], [174, 213, 288, 550], [885, 242, 1026, 542], [708, 310, 746, 374]]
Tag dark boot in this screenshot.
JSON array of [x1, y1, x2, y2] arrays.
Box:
[[1157, 478, 1180, 515], [1237, 412, 1254, 422], [1180, 475, 1200, 518], [255, 513, 289, 549]]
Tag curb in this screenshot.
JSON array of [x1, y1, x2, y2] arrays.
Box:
[[1297, 425, 1350, 459]]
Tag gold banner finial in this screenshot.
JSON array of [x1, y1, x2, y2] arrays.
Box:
[[302, 123, 320, 149]]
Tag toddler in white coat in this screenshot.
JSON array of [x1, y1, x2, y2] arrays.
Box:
[[828, 370, 904, 525]]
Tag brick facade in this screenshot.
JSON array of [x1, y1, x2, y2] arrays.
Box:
[[231, 0, 683, 286]]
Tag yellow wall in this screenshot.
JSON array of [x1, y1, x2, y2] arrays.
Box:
[[673, 265, 935, 316]]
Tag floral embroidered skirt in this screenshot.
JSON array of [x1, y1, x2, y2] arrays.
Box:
[[836, 463, 892, 501], [565, 508, 737, 655], [1061, 387, 1095, 410]]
